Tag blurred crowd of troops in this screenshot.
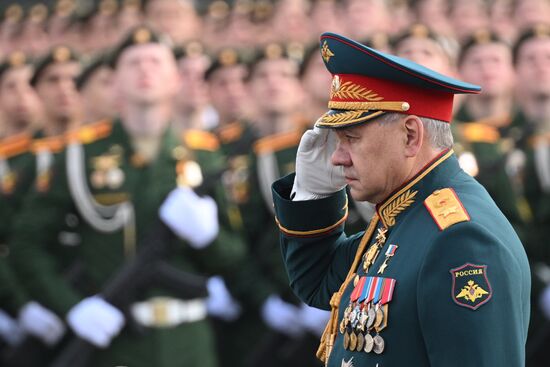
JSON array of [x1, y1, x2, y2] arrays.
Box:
[[0, 0, 549, 366]]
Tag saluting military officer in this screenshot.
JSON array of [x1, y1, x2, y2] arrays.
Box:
[[0, 51, 66, 355], [271, 33, 530, 366], [9, 26, 245, 367]]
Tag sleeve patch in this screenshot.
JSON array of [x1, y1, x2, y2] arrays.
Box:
[[424, 188, 470, 231], [450, 263, 492, 310]]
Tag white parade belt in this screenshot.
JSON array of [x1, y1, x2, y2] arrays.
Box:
[[131, 297, 207, 328]]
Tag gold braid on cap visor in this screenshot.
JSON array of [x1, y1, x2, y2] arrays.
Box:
[[317, 101, 411, 127]]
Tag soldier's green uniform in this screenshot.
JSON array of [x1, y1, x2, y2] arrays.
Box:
[[10, 119, 245, 367], [0, 133, 35, 315], [453, 109, 528, 231], [509, 26, 550, 367], [271, 33, 530, 367], [452, 31, 531, 235], [0, 50, 46, 317]]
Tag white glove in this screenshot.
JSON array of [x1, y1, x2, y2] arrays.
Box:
[[0, 309, 25, 346], [18, 302, 65, 346], [206, 276, 242, 321], [292, 127, 346, 201], [66, 296, 125, 348], [261, 295, 304, 337], [540, 285, 550, 320], [159, 186, 219, 249], [298, 303, 330, 337]]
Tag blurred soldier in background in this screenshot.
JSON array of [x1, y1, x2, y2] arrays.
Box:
[[173, 41, 216, 132], [448, 0, 490, 42], [300, 45, 331, 123], [454, 30, 527, 234], [246, 43, 327, 367], [31, 45, 82, 137], [76, 54, 117, 124], [204, 47, 263, 367], [392, 24, 458, 77], [144, 0, 202, 47], [514, 24, 550, 367], [343, 0, 390, 40], [0, 51, 66, 364]]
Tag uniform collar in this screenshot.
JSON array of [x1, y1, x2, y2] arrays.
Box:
[[376, 149, 459, 228]]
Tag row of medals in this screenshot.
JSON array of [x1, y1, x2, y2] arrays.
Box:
[[340, 227, 391, 354]]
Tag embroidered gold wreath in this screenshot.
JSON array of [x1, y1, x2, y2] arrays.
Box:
[[319, 111, 364, 124], [331, 81, 384, 101], [381, 189, 418, 227]]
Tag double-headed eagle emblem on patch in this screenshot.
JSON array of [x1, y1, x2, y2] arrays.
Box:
[[450, 263, 492, 310]]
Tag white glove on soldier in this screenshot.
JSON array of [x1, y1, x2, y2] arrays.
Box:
[[67, 296, 125, 348], [299, 303, 330, 337], [292, 127, 346, 201], [159, 186, 219, 249], [18, 302, 65, 346], [0, 309, 25, 346], [206, 276, 242, 321], [540, 285, 550, 320], [261, 295, 304, 337]]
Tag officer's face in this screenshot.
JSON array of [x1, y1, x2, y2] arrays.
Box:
[[515, 38, 550, 98], [80, 67, 117, 121], [0, 66, 40, 128], [114, 43, 181, 106], [395, 38, 454, 76], [459, 43, 515, 97], [208, 65, 249, 121], [331, 118, 408, 203], [249, 58, 304, 115], [35, 62, 82, 124]]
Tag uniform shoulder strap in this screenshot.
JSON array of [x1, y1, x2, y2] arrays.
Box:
[[182, 129, 220, 152], [65, 119, 113, 145], [424, 188, 470, 231]]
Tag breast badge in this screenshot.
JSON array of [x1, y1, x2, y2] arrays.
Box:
[[90, 146, 125, 190], [0, 160, 16, 194], [450, 263, 492, 310]]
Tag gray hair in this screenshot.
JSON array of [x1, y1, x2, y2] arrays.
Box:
[[377, 112, 453, 150]]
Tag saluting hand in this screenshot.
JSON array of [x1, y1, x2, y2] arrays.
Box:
[[292, 127, 346, 201]]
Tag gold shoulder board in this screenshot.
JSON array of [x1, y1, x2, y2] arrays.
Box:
[[183, 130, 220, 152], [66, 119, 113, 144], [424, 188, 470, 231]]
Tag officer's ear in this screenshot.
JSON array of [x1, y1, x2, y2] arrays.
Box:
[[402, 115, 424, 158]]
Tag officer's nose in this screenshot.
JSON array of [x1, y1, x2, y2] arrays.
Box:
[[331, 142, 352, 167]]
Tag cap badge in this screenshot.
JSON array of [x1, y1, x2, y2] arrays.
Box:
[[53, 47, 71, 62], [133, 28, 151, 44], [321, 40, 335, 63]]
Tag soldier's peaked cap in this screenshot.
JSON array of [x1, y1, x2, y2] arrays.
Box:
[[316, 32, 481, 129]]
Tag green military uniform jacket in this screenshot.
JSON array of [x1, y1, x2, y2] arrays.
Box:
[[0, 132, 40, 315], [453, 107, 528, 231], [272, 150, 530, 367], [520, 116, 550, 363], [9, 120, 245, 367]]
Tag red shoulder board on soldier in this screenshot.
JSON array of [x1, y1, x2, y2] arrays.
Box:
[[450, 263, 492, 310]]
